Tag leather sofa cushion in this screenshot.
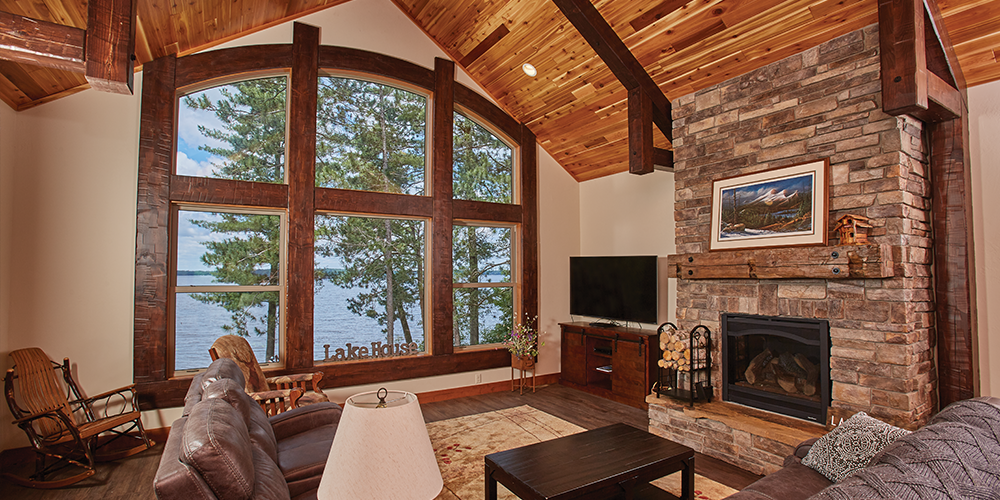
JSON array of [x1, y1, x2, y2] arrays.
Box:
[[276, 422, 336, 485], [204, 377, 279, 462], [182, 398, 257, 500], [183, 358, 247, 417], [250, 446, 292, 500], [152, 417, 219, 500]]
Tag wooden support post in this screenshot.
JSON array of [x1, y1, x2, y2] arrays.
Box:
[[877, 0, 977, 404], [930, 110, 979, 404], [85, 0, 137, 93], [134, 54, 176, 386], [628, 88, 653, 175]]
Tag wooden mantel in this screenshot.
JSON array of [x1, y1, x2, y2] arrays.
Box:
[[666, 244, 894, 280]]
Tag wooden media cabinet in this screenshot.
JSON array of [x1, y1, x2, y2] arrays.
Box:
[[559, 322, 658, 410]]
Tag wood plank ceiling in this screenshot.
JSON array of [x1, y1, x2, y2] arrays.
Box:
[[1, 0, 998, 181]]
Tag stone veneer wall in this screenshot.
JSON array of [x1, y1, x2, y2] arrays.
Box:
[[648, 25, 936, 474]]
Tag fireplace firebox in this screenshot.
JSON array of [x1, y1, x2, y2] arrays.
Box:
[[721, 314, 830, 423]]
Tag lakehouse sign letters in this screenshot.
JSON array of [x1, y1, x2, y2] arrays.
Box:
[[323, 341, 420, 362]]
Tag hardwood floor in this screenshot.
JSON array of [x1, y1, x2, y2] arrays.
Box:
[[421, 383, 762, 491], [0, 383, 761, 500]]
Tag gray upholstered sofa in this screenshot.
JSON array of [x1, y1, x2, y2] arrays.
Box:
[[726, 396, 1000, 500], [153, 358, 342, 500]]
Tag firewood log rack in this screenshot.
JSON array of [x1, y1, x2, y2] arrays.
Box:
[[655, 323, 712, 407]]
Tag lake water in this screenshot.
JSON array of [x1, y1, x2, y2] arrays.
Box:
[[174, 275, 425, 371]]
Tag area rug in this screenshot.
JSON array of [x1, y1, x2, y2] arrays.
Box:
[[426, 405, 738, 500]]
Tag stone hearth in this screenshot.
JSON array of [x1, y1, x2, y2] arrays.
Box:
[[649, 24, 935, 475]]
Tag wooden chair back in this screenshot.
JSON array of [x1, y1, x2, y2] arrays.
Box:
[[7, 348, 75, 436], [209, 335, 271, 393]]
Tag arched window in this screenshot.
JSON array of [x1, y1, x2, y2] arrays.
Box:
[[133, 23, 537, 406]]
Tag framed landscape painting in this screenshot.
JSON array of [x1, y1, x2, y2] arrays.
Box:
[[709, 159, 829, 251]]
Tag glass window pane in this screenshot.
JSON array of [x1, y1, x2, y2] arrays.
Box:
[[453, 287, 512, 347], [453, 112, 512, 203], [177, 77, 287, 183], [176, 210, 280, 287], [316, 77, 427, 195], [175, 291, 281, 371], [453, 225, 511, 284], [314, 214, 427, 362]]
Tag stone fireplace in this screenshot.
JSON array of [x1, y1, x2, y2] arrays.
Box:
[[647, 24, 937, 475]]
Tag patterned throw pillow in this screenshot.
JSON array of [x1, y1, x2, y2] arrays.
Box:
[[802, 411, 911, 483]]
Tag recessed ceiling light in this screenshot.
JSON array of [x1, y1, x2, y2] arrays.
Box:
[[522, 63, 537, 77]]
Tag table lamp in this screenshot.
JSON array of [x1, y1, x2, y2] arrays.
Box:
[[317, 388, 443, 499]]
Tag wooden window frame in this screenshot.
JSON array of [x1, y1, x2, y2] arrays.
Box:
[[133, 23, 538, 409]]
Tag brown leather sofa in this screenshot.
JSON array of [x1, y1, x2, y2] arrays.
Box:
[[153, 358, 342, 500]]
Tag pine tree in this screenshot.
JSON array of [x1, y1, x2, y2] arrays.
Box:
[[452, 112, 513, 346], [183, 77, 286, 361], [314, 78, 427, 346]]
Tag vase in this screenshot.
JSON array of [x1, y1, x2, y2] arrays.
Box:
[[511, 353, 535, 370]]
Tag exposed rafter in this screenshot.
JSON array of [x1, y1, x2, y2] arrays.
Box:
[[552, 0, 673, 174], [0, 0, 135, 94]]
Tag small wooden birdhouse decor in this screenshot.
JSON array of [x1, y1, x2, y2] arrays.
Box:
[[834, 214, 873, 245]]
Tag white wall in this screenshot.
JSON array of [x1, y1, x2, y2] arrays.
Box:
[[578, 171, 677, 328], [0, 95, 16, 449], [970, 80, 1000, 397], [0, 0, 581, 450]]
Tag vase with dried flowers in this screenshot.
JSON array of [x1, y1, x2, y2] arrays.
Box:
[[505, 316, 543, 372]]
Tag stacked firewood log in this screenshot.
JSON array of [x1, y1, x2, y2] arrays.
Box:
[[744, 349, 819, 396], [657, 324, 707, 372]]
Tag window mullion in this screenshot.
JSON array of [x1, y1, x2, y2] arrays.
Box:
[[284, 23, 320, 370]]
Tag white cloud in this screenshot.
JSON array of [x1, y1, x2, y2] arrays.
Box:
[[177, 87, 230, 152], [176, 151, 223, 177]]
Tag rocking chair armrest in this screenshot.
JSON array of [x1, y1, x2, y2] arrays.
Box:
[[266, 371, 323, 387], [78, 384, 138, 403], [266, 372, 324, 394], [250, 388, 300, 401], [11, 405, 72, 426]]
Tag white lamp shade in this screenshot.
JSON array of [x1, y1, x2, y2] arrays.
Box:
[[317, 390, 443, 500]]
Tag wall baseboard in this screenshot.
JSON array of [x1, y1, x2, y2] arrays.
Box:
[[415, 372, 561, 404]]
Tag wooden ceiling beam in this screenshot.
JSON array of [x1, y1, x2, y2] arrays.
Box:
[[0, 11, 86, 73], [459, 23, 509, 67], [878, 0, 964, 122], [0, 0, 135, 95], [552, 0, 672, 142]]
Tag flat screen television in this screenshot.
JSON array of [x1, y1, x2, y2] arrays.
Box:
[[569, 255, 658, 325]]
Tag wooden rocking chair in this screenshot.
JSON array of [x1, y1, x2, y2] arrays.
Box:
[[209, 335, 330, 416], [3, 348, 154, 489]]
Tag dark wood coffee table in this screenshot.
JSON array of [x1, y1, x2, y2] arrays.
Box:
[[484, 423, 694, 500]]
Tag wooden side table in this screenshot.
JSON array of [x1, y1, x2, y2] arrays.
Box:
[[511, 354, 536, 394]]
